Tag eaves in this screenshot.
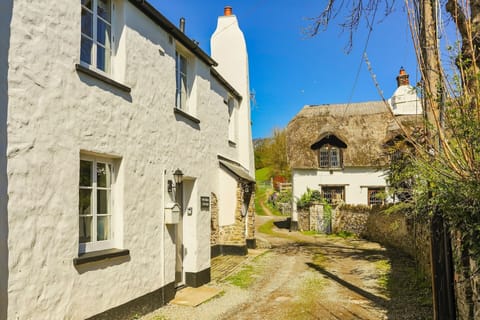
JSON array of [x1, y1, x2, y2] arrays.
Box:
[[128, 0, 217, 67]]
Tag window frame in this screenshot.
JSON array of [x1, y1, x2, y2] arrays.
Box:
[[321, 186, 345, 204], [80, 0, 113, 74], [79, 154, 116, 254], [368, 188, 385, 206], [318, 144, 343, 169], [175, 50, 189, 111]]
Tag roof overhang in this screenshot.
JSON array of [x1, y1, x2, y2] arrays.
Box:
[[128, 0, 217, 67], [218, 156, 255, 182]]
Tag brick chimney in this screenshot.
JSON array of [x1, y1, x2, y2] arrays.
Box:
[[396, 67, 410, 87]]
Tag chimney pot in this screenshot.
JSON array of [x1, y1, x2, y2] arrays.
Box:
[[224, 6, 232, 16], [179, 17, 185, 33], [396, 67, 410, 87]]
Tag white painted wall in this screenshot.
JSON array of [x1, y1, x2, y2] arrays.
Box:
[[211, 12, 255, 176], [218, 168, 238, 226], [292, 168, 388, 206], [0, 2, 12, 319], [5, 1, 243, 319], [388, 85, 423, 115]]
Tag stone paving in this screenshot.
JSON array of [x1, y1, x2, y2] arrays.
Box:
[[210, 248, 267, 283]]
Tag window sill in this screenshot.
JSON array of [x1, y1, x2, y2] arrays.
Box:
[[174, 107, 201, 124], [228, 140, 237, 147], [73, 248, 130, 266], [75, 64, 131, 93]]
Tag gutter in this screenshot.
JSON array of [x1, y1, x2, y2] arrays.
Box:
[[128, 0, 217, 67], [210, 68, 242, 101]]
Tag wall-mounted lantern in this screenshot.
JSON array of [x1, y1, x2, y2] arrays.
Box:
[[173, 168, 184, 184], [168, 168, 184, 193]]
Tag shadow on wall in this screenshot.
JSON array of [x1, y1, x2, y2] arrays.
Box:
[[0, 2, 12, 320]]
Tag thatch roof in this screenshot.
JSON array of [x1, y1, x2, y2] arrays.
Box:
[[286, 101, 423, 168]]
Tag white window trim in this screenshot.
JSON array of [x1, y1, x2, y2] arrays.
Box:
[[175, 45, 196, 116], [80, 0, 114, 75], [79, 154, 117, 253]]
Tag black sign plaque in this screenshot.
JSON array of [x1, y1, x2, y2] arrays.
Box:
[[200, 196, 210, 210]]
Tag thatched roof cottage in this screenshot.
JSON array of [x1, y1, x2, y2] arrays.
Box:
[[287, 69, 423, 230]]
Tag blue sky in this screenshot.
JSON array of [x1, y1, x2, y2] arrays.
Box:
[[150, 1, 418, 139]]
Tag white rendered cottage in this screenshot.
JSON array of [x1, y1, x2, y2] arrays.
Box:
[[0, 2, 254, 319], [287, 69, 422, 231]]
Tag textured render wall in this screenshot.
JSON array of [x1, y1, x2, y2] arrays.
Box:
[[0, 2, 12, 319], [292, 168, 387, 205], [6, 1, 231, 319]]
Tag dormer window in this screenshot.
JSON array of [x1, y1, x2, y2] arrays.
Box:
[[311, 133, 347, 169], [319, 145, 341, 168]]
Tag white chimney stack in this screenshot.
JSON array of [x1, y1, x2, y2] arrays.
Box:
[[211, 7, 254, 174]]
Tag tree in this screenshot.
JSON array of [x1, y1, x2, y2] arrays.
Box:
[[254, 128, 290, 178]]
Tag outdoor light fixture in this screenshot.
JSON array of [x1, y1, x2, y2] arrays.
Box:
[[173, 168, 184, 184], [243, 183, 250, 193], [167, 169, 184, 193]]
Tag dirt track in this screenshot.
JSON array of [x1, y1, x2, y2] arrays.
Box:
[[143, 215, 432, 320]]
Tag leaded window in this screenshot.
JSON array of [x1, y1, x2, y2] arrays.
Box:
[[318, 145, 342, 168], [322, 186, 345, 204], [368, 188, 384, 206]]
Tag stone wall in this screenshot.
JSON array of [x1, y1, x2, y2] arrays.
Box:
[[333, 208, 370, 236], [246, 189, 255, 241], [210, 193, 219, 245], [213, 182, 255, 248], [298, 209, 310, 231], [362, 211, 431, 277], [299, 205, 431, 278]]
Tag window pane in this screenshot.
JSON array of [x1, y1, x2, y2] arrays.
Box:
[[319, 148, 329, 167], [79, 189, 92, 215], [80, 160, 92, 186], [81, 8, 93, 38], [79, 216, 92, 243], [330, 148, 339, 167], [97, 20, 111, 47], [96, 45, 110, 73], [81, 0, 92, 10], [97, 0, 111, 22], [80, 36, 93, 65], [97, 189, 110, 214], [97, 162, 111, 188], [97, 215, 111, 241], [180, 55, 187, 75]]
